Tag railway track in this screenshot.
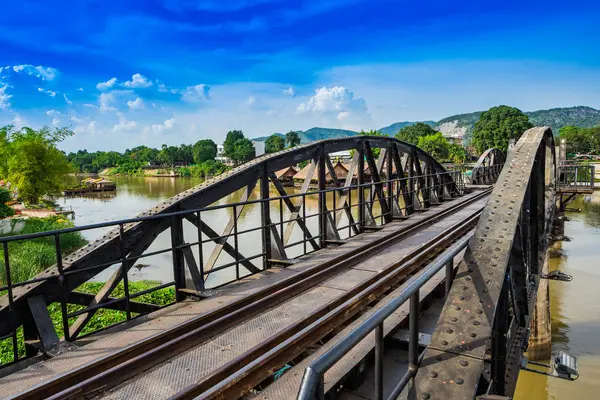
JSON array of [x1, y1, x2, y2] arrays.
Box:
[[10, 189, 491, 400]]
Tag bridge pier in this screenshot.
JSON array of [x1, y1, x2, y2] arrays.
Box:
[[527, 251, 552, 361]]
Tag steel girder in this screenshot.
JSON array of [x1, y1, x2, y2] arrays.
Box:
[[471, 148, 506, 185], [412, 127, 556, 399], [0, 136, 459, 341]]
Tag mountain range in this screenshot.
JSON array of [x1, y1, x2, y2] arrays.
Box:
[[253, 106, 600, 145]]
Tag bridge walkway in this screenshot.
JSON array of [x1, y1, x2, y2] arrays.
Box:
[[0, 189, 488, 400]]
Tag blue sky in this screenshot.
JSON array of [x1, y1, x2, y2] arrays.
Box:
[[1, 0, 600, 152]]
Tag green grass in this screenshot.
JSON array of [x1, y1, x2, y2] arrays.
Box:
[[0, 216, 88, 285], [0, 281, 175, 365]]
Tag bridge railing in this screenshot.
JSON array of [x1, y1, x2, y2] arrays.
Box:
[[0, 170, 464, 367], [557, 164, 595, 192], [297, 233, 473, 400]]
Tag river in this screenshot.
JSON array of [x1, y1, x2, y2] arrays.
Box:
[[514, 191, 600, 399], [60, 176, 600, 398]]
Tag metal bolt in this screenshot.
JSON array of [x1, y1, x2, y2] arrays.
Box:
[[446, 328, 454, 334], [451, 317, 457, 322], [441, 340, 448, 346], [429, 371, 438, 378], [473, 321, 480, 326], [455, 378, 464, 385], [455, 306, 461, 310], [421, 393, 431, 400], [460, 360, 469, 367]]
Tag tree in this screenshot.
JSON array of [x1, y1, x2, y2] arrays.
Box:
[[448, 143, 468, 164], [223, 130, 245, 160], [192, 139, 217, 164], [285, 131, 301, 148], [559, 126, 592, 154], [471, 105, 533, 153], [223, 130, 255, 165], [265, 134, 285, 153], [232, 138, 255, 164], [0, 187, 15, 219], [417, 133, 450, 161], [395, 123, 438, 145], [0, 126, 73, 204]]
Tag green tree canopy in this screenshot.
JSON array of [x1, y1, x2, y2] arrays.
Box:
[[417, 133, 450, 161], [223, 130, 255, 164], [395, 123, 438, 145], [471, 105, 533, 153], [448, 143, 468, 164], [192, 139, 217, 164], [232, 138, 256, 164], [223, 130, 245, 160], [265, 134, 285, 153], [0, 126, 73, 204], [285, 131, 301, 148]]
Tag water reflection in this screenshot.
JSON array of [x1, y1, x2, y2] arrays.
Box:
[[515, 191, 600, 399]]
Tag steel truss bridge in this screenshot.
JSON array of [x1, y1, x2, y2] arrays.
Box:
[[0, 127, 591, 400]]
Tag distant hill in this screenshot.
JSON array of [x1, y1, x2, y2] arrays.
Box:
[[253, 128, 358, 144], [252, 106, 600, 145], [378, 121, 435, 136], [434, 106, 600, 144]]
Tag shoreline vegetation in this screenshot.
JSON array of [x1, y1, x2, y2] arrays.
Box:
[[0, 216, 175, 364], [96, 161, 229, 179]]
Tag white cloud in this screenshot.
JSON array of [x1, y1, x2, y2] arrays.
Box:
[[282, 86, 295, 96], [96, 77, 117, 90], [181, 84, 211, 102], [123, 73, 152, 88], [99, 92, 116, 112], [73, 121, 97, 135], [9, 64, 59, 81], [127, 97, 144, 110], [37, 87, 57, 97], [296, 86, 369, 127], [246, 96, 256, 106], [77, 87, 84, 92], [70, 115, 88, 124], [151, 118, 176, 133], [12, 114, 27, 128], [112, 115, 137, 132], [0, 84, 12, 110], [63, 94, 72, 105], [51, 117, 60, 126], [46, 109, 64, 117]]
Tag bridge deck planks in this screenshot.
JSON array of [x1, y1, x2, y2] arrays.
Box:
[[0, 190, 488, 399]]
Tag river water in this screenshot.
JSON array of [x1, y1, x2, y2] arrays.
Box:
[[514, 191, 600, 399], [60, 177, 600, 398]]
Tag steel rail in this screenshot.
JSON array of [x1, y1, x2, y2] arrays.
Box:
[[10, 189, 490, 400], [178, 212, 482, 400]]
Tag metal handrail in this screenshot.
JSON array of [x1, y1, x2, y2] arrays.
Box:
[[0, 169, 464, 367], [297, 232, 474, 400]]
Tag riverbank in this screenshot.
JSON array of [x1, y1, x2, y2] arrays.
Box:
[[98, 161, 230, 179]]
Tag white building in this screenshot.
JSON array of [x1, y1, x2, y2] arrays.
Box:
[[215, 144, 233, 166], [253, 140, 265, 157]]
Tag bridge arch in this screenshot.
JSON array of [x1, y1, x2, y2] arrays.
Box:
[[470, 147, 506, 185], [0, 136, 464, 346], [414, 127, 556, 399]]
